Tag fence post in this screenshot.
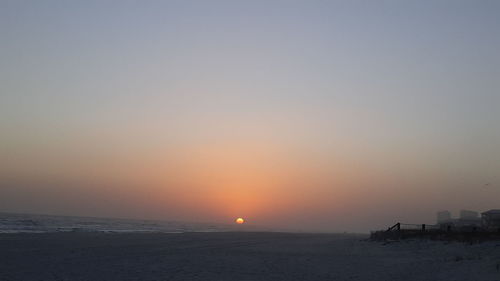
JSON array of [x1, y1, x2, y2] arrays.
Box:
[[397, 223, 400, 231], [422, 224, 426, 232]]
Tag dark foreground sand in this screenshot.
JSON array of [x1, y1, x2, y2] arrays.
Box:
[[0, 232, 499, 281]]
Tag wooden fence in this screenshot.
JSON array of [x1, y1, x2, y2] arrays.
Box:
[[370, 222, 500, 242]]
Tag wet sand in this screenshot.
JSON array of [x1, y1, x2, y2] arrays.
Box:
[[0, 232, 498, 281]]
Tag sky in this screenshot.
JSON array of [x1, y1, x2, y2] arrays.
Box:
[[1, 0, 499, 232]]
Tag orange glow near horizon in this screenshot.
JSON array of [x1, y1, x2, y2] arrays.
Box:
[[155, 141, 306, 217], [2, 136, 373, 228], [235, 217, 245, 224], [39, 139, 365, 225]]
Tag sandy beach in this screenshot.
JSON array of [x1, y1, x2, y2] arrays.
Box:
[[1, 232, 499, 281]]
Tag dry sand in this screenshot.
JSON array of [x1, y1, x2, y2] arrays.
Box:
[[0, 232, 499, 281]]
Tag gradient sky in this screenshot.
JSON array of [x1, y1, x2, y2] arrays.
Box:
[[1, 0, 499, 232]]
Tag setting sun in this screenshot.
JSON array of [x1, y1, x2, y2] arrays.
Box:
[[235, 218, 245, 224]]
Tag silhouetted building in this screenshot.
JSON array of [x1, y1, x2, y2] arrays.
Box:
[[437, 210, 451, 224], [481, 210, 500, 231], [460, 210, 479, 220], [437, 209, 481, 231]]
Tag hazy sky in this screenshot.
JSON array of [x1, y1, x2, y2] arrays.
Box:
[[1, 0, 499, 232]]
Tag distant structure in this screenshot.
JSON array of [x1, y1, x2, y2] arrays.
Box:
[[459, 210, 481, 227], [437, 210, 451, 224], [436, 209, 481, 231], [460, 210, 479, 220], [482, 210, 500, 231]]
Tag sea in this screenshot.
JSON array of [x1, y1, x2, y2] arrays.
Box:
[[0, 212, 246, 233]]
